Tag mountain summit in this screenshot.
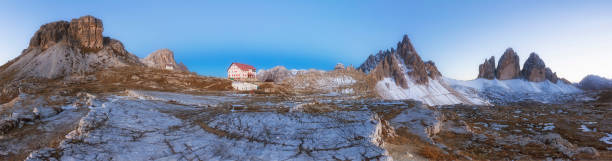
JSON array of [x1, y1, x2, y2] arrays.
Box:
[[358, 35, 486, 106]]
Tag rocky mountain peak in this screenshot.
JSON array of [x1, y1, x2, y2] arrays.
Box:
[[476, 48, 569, 83], [477, 56, 496, 79], [521, 53, 547, 82], [360, 35, 442, 88], [496, 48, 521, 80], [0, 15, 142, 103], [142, 49, 189, 72]]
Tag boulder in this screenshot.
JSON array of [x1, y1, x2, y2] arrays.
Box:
[[521, 53, 547, 82], [496, 48, 521, 80], [477, 56, 496, 79]]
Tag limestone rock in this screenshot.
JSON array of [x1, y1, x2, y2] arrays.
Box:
[[496, 48, 521, 80], [521, 53, 547, 82], [141, 48, 189, 72], [0, 15, 142, 104], [69, 15, 104, 52], [477, 56, 496, 80]]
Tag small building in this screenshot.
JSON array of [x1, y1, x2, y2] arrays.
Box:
[[227, 62, 256, 81]]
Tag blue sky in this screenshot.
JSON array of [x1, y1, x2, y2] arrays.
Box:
[[1, 0, 610, 82]]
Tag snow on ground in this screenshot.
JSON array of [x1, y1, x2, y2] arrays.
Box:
[[375, 77, 488, 106], [126, 90, 240, 107], [47, 94, 390, 160], [601, 133, 612, 145], [446, 78, 584, 104]]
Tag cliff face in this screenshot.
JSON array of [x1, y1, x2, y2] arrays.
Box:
[[28, 15, 104, 52], [477, 56, 496, 80], [521, 53, 547, 82], [141, 49, 189, 72], [496, 48, 521, 80]]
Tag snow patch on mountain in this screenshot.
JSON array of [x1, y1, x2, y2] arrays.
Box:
[[446, 78, 583, 104], [375, 77, 488, 106]]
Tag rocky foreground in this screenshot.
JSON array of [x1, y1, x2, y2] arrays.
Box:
[[1, 90, 610, 160]]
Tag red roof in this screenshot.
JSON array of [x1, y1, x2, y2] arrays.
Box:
[[229, 62, 256, 71]]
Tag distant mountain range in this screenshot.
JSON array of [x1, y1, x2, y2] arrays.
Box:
[[357, 35, 586, 105]]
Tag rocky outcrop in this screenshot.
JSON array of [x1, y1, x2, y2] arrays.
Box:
[[476, 49, 569, 84], [357, 50, 390, 73], [141, 48, 189, 72], [545, 67, 559, 83], [521, 53, 547, 82], [477, 56, 496, 80], [363, 35, 442, 87], [0, 15, 142, 104], [496, 48, 521, 80]]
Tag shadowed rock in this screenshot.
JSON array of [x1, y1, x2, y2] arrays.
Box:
[[521, 53, 547, 82]]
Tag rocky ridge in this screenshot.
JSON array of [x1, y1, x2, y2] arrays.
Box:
[[477, 48, 566, 83]]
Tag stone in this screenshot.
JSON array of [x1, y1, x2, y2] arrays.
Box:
[[69, 15, 104, 52], [521, 53, 547, 82], [496, 48, 521, 80], [477, 56, 496, 79]]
